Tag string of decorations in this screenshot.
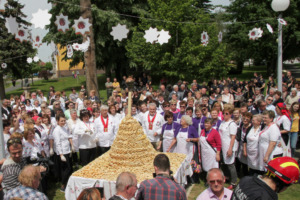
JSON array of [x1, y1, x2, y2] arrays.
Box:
[[0, 0, 288, 69]]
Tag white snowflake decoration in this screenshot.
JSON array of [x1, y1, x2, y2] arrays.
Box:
[[72, 17, 91, 36], [67, 44, 73, 58], [157, 29, 171, 45], [33, 56, 39, 62], [72, 37, 90, 52], [55, 13, 70, 33], [31, 9, 51, 29], [0, 0, 7, 12], [27, 57, 33, 64], [5, 15, 18, 35], [278, 18, 287, 26], [15, 27, 29, 42], [110, 23, 129, 41], [1, 63, 7, 69], [218, 31, 223, 43], [144, 27, 159, 43], [248, 28, 263, 40], [266, 24, 273, 34], [32, 33, 43, 47], [201, 31, 209, 45]]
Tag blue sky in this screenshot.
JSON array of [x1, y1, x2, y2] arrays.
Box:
[[19, 0, 231, 62]]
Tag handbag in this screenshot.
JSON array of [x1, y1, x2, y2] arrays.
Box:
[[190, 142, 202, 173]]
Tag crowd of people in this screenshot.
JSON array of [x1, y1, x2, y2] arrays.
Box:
[[0, 71, 300, 199]]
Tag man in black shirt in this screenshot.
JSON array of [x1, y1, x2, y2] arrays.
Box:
[[231, 157, 300, 200]]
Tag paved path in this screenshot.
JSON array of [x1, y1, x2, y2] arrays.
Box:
[[4, 78, 42, 93]]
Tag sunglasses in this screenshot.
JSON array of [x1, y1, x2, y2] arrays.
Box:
[[248, 101, 253, 103], [224, 112, 230, 115], [209, 179, 223, 184], [267, 99, 273, 101], [163, 105, 170, 107], [170, 104, 176, 106], [7, 138, 22, 145]]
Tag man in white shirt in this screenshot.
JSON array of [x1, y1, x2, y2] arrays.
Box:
[[266, 96, 276, 116], [142, 103, 164, 151], [95, 105, 116, 156]]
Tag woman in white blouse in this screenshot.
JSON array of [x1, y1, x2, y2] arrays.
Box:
[[67, 109, 81, 167], [258, 110, 283, 172], [243, 114, 263, 175], [74, 109, 97, 166], [274, 103, 292, 157], [52, 115, 73, 192], [23, 128, 45, 160]]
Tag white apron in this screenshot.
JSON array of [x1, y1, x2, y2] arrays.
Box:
[[219, 121, 237, 165], [175, 127, 194, 162], [280, 137, 291, 157], [200, 130, 218, 172], [237, 128, 248, 165], [246, 127, 260, 170], [163, 124, 175, 152]]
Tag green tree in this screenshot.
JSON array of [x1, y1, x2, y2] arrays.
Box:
[[0, 0, 36, 99], [44, 0, 149, 83], [126, 0, 231, 82], [225, 0, 300, 74]]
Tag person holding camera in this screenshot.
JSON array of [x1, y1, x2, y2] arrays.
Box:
[[136, 154, 187, 200]]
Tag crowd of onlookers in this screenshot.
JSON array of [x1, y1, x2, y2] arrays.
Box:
[[0, 70, 300, 199]]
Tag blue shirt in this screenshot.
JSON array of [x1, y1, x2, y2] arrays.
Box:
[[4, 185, 48, 200]]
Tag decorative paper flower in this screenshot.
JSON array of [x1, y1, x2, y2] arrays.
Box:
[[27, 58, 33, 64], [55, 13, 70, 33], [15, 27, 29, 42], [201, 31, 209, 45], [266, 24, 273, 34], [157, 29, 171, 45], [32, 34, 43, 47], [31, 9, 51, 29], [67, 44, 73, 58], [110, 23, 129, 41], [1, 63, 7, 69], [72, 37, 90, 52], [248, 28, 263, 40], [5, 15, 18, 35], [72, 17, 91, 36], [278, 18, 287, 26], [33, 56, 39, 62], [144, 27, 159, 43], [218, 31, 223, 43]]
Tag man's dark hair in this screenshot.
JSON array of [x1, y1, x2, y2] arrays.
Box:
[[3, 120, 10, 129], [154, 154, 170, 172]]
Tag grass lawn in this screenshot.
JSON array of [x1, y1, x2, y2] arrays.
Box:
[[6, 74, 108, 101]]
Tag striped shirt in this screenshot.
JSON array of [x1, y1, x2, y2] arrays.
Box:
[[136, 176, 187, 200], [0, 157, 26, 191]]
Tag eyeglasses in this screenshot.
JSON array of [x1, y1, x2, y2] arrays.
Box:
[[163, 105, 170, 107], [170, 104, 176, 106], [248, 100, 253, 103], [267, 99, 273, 101], [180, 106, 186, 108], [209, 179, 223, 184]]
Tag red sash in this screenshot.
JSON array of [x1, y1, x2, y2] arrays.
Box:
[[148, 114, 156, 130], [259, 123, 274, 136], [101, 116, 109, 132]]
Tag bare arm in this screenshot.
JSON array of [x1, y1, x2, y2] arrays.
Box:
[[264, 141, 276, 163], [167, 138, 177, 152], [226, 135, 236, 157]]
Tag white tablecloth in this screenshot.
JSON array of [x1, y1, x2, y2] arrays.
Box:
[[65, 158, 193, 200]]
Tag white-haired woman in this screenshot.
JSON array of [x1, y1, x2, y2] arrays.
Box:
[[168, 115, 199, 162], [95, 105, 116, 156], [243, 114, 263, 175], [284, 88, 299, 110]]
